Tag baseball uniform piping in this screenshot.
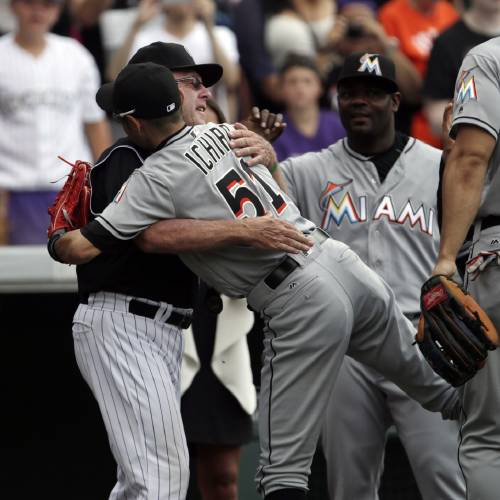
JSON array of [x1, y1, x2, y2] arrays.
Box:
[[259, 310, 278, 496], [452, 116, 498, 140], [341, 139, 370, 162], [457, 404, 469, 500], [90, 144, 146, 216], [403, 137, 417, 154]]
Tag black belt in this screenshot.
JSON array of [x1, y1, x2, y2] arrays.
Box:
[[481, 215, 500, 231], [79, 295, 192, 329], [264, 228, 330, 290], [128, 299, 192, 329]]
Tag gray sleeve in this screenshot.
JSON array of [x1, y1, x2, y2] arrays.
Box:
[[96, 169, 175, 240], [451, 53, 500, 140]]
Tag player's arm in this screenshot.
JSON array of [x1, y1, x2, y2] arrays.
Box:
[[51, 215, 312, 264], [136, 214, 312, 254], [52, 229, 101, 264], [433, 124, 494, 277]]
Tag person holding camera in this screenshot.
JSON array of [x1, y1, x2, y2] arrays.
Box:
[[322, 1, 423, 113], [107, 0, 240, 121], [379, 0, 458, 145]]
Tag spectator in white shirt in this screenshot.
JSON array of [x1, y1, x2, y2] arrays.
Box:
[[0, 0, 112, 244], [107, 0, 240, 121]]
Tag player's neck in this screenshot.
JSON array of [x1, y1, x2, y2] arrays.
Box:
[[348, 130, 395, 156], [14, 31, 47, 56], [464, 9, 500, 36], [151, 123, 186, 150]]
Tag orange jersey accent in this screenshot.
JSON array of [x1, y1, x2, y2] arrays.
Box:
[[379, 0, 458, 76]]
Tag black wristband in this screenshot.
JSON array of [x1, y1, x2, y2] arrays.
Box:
[[47, 230, 66, 263]]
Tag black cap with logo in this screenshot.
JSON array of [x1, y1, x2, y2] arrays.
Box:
[[337, 52, 399, 93], [96, 62, 181, 119]]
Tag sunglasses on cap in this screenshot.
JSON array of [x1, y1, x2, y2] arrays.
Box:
[[175, 76, 204, 90]]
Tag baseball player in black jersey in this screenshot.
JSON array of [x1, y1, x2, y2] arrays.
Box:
[[51, 44, 311, 500]]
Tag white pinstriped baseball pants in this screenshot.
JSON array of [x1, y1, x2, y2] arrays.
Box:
[[72, 292, 190, 500]]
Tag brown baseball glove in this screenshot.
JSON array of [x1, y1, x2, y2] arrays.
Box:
[[416, 275, 499, 386]]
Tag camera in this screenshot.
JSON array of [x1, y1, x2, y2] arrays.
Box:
[[346, 22, 366, 39]]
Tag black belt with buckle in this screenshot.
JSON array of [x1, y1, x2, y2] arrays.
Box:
[[80, 295, 192, 329], [481, 215, 500, 231], [129, 299, 192, 329], [264, 228, 330, 290]]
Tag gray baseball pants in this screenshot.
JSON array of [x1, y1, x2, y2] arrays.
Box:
[[321, 356, 464, 500], [460, 225, 500, 500], [247, 238, 460, 496]]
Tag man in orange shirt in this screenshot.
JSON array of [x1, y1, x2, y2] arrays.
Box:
[[380, 0, 458, 146]]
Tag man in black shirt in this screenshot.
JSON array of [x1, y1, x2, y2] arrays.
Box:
[[60, 43, 310, 500], [423, 0, 500, 140]]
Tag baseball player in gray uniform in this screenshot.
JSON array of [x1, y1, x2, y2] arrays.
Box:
[[433, 37, 500, 500], [278, 53, 465, 500], [57, 62, 461, 500]]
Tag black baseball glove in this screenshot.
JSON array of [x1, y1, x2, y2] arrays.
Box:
[[415, 275, 498, 387]]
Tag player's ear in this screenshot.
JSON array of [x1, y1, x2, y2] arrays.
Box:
[[391, 92, 401, 112], [125, 115, 142, 135]]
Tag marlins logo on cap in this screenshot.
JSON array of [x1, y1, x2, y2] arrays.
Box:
[[357, 54, 382, 76], [337, 52, 399, 92]]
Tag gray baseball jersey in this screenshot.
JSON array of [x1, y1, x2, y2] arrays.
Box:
[[450, 36, 500, 500], [451, 37, 500, 219], [98, 124, 314, 298], [94, 122, 461, 496], [281, 138, 465, 500], [281, 137, 440, 315]]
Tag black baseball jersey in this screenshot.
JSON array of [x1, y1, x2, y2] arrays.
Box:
[[78, 138, 197, 307]]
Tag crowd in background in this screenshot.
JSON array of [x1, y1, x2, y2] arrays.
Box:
[[3, 0, 500, 245], [2, 1, 499, 499]]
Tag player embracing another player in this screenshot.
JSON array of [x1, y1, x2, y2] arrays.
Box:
[[49, 59, 462, 500]]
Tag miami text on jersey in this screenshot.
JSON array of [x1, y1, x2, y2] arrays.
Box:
[[185, 124, 232, 174], [319, 181, 434, 235]]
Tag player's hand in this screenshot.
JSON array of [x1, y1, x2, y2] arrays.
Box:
[[432, 257, 457, 279], [242, 214, 313, 254], [229, 123, 278, 168], [240, 107, 287, 143]]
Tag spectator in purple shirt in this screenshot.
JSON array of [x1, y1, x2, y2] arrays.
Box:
[[273, 54, 346, 161]]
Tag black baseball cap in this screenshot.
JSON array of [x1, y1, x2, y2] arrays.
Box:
[[337, 52, 398, 93], [130, 42, 222, 87], [97, 43, 222, 115], [96, 62, 181, 119]]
